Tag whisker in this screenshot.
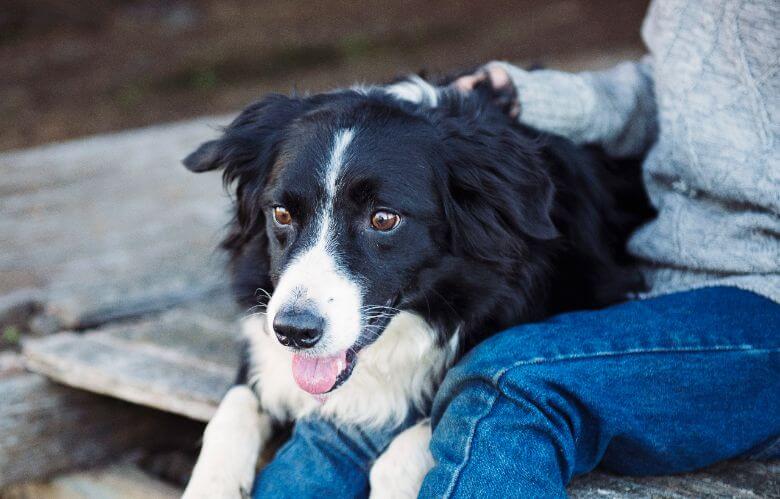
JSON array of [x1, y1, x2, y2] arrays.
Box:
[[360, 304, 401, 313], [363, 313, 393, 320], [246, 303, 268, 313]]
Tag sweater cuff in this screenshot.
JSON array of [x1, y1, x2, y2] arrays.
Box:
[[488, 61, 596, 144]]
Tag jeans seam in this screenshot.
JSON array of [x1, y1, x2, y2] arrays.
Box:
[[489, 345, 778, 384], [442, 389, 500, 499]]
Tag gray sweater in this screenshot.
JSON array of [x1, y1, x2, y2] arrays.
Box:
[[497, 0, 779, 303]]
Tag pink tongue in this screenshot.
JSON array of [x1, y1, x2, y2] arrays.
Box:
[[291, 351, 348, 394]]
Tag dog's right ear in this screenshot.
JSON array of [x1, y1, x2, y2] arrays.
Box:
[[181, 94, 308, 175]]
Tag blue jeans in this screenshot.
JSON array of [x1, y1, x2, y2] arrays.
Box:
[[254, 410, 421, 497], [254, 287, 780, 498]]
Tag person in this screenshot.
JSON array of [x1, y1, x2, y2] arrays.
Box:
[[254, 0, 779, 496]]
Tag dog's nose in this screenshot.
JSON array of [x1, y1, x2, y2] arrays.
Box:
[[272, 307, 324, 349]]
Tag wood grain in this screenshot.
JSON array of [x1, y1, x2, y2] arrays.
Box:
[[22, 306, 241, 422], [2, 464, 181, 499], [0, 117, 233, 331], [0, 355, 202, 489]]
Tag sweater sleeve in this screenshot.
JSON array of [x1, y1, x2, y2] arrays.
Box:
[[491, 58, 658, 158]]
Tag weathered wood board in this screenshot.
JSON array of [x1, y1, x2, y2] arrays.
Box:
[[569, 460, 780, 497], [2, 464, 181, 499], [0, 353, 202, 489], [22, 303, 242, 422], [0, 116, 234, 332]]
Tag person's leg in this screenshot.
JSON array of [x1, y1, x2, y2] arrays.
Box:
[[253, 412, 418, 498], [420, 287, 780, 498]]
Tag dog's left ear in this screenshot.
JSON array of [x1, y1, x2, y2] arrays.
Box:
[[182, 95, 308, 307], [182, 94, 307, 175], [436, 119, 560, 264], [182, 139, 224, 172]]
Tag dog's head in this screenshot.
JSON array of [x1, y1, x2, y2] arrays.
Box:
[[184, 81, 557, 397]]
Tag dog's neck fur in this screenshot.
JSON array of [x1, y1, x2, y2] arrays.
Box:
[[244, 311, 459, 428]]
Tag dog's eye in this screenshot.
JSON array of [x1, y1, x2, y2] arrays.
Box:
[[273, 206, 292, 226], [370, 210, 400, 231]]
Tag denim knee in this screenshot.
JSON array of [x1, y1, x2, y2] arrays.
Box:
[[428, 338, 591, 489], [430, 327, 560, 427]]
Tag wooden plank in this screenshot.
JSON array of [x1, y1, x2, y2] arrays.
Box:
[[2, 464, 181, 499], [568, 460, 780, 497], [0, 354, 202, 489], [22, 305, 241, 421], [692, 459, 780, 498], [0, 116, 234, 331]]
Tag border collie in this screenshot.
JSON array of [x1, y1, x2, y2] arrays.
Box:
[[181, 75, 652, 498]]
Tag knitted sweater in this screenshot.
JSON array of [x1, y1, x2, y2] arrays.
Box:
[[497, 0, 779, 303]]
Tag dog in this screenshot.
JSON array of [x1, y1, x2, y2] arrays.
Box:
[[180, 74, 653, 498]]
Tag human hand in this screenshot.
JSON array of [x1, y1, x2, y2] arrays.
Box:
[[452, 62, 520, 118]]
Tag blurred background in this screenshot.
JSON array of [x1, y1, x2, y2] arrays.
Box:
[[1, 1, 661, 497], [1, 0, 649, 151]]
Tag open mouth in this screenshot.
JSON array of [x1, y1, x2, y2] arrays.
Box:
[[290, 298, 400, 397]]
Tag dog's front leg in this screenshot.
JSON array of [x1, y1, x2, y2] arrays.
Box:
[[183, 385, 272, 499], [369, 419, 435, 499]]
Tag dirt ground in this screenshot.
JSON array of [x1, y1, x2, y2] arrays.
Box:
[[1, 0, 649, 151]]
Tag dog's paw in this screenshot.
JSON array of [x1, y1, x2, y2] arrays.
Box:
[[183, 386, 271, 499], [181, 475, 247, 499], [369, 419, 435, 499]]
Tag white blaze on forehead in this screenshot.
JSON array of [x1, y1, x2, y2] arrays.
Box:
[[324, 128, 355, 199], [266, 128, 363, 355]]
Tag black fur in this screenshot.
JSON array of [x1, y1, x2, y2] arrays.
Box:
[[184, 77, 654, 376]]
